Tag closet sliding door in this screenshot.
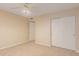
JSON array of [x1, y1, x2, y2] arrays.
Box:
[[52, 16, 75, 50]]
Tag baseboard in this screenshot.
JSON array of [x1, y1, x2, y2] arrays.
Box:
[[0, 40, 28, 50], [28, 40, 35, 42], [35, 40, 50, 47]]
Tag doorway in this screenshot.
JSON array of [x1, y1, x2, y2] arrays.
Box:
[[28, 21, 35, 41]]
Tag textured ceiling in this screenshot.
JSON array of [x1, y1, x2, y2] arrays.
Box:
[[0, 3, 79, 18]]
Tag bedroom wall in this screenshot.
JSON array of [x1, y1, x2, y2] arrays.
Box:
[[35, 15, 51, 46], [0, 10, 28, 49], [34, 7, 79, 51]]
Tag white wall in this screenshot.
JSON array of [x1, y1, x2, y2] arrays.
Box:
[[0, 10, 28, 49], [35, 16, 51, 46]]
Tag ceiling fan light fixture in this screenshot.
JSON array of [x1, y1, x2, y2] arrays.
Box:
[[22, 9, 31, 16]]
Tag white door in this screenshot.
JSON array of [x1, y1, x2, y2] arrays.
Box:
[[52, 16, 75, 50], [29, 22, 35, 41]]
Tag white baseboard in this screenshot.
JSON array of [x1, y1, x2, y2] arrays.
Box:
[[28, 40, 35, 42], [35, 40, 50, 47], [0, 40, 28, 50]]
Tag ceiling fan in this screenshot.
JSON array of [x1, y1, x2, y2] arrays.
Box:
[[12, 3, 33, 17]]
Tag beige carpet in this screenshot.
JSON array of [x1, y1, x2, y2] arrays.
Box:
[[0, 41, 79, 56]]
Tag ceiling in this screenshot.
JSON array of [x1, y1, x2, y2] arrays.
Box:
[[0, 3, 79, 18]]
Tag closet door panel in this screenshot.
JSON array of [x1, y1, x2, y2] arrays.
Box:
[[52, 16, 75, 50]]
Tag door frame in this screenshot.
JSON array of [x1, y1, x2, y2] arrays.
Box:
[[28, 21, 35, 42]]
